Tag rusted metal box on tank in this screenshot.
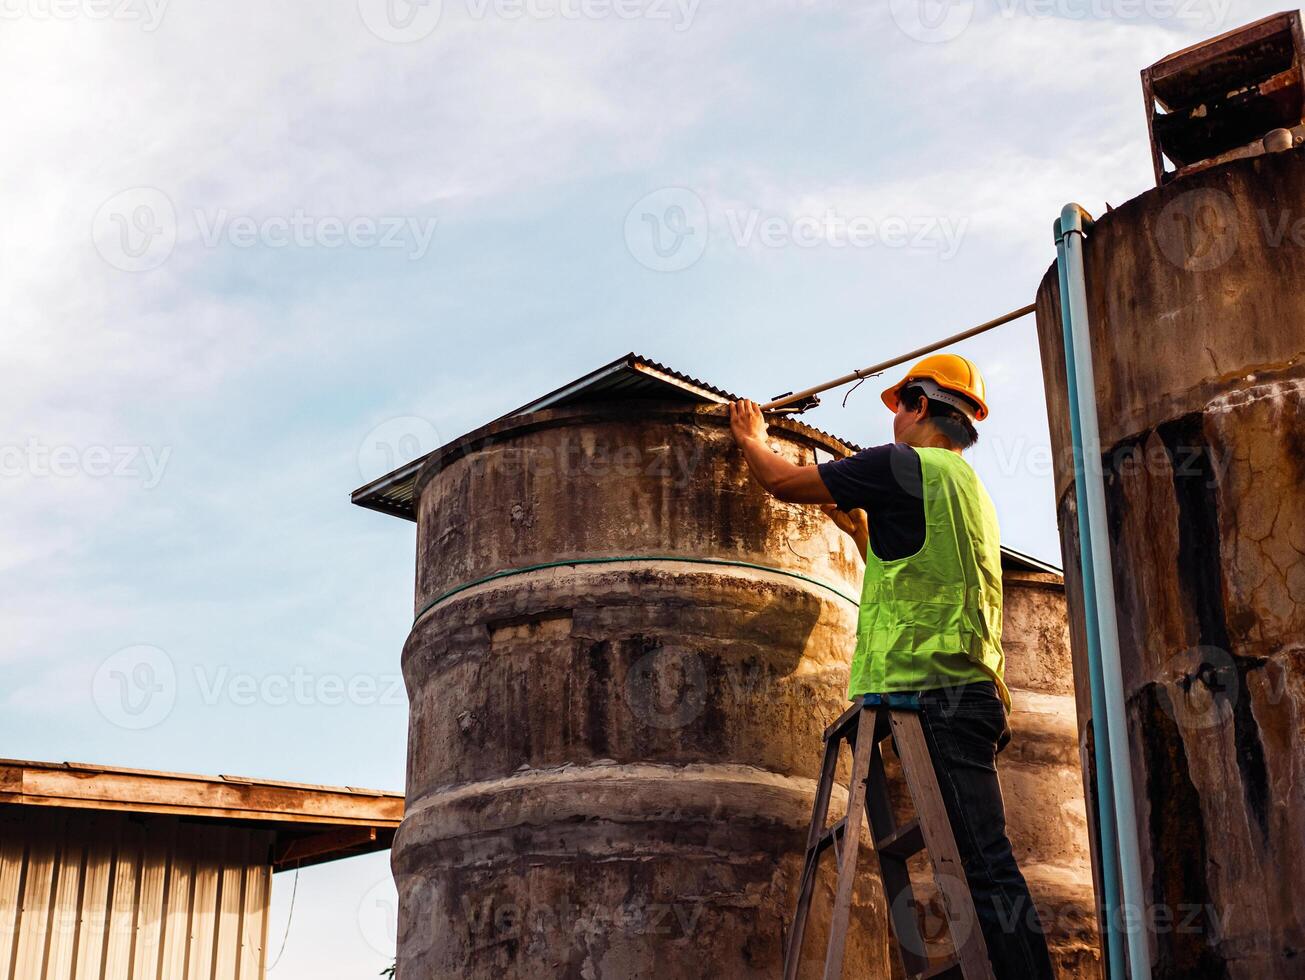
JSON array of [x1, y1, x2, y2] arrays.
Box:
[[1143, 10, 1305, 184]]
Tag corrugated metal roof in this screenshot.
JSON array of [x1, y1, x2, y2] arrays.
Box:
[[1, 759, 404, 877], [498, 352, 740, 417], [0, 758, 403, 820], [352, 352, 751, 520], [349, 353, 1064, 582], [999, 546, 1063, 576], [0, 807, 274, 980], [349, 459, 423, 521]]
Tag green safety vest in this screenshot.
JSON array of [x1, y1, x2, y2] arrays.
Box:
[[848, 447, 1011, 711]]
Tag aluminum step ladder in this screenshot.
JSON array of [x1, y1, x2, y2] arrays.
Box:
[[783, 698, 996, 980]]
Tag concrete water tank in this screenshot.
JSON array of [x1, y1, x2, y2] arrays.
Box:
[[352, 355, 1099, 978], [1034, 148, 1305, 977], [358, 359, 892, 979]]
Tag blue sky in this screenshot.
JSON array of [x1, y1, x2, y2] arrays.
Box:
[[0, 0, 1277, 974]]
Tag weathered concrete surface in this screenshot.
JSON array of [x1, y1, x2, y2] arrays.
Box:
[[1035, 146, 1305, 978], [396, 404, 891, 979], [394, 401, 1098, 978]]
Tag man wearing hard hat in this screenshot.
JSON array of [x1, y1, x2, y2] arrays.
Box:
[[728, 354, 1055, 980]]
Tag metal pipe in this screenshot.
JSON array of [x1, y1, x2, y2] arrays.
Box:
[[1055, 203, 1151, 980], [759, 304, 1036, 411], [1054, 216, 1126, 980]]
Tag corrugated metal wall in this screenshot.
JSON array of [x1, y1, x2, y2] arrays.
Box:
[[0, 808, 273, 980]]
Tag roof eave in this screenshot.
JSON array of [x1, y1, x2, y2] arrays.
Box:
[[0, 759, 404, 870]]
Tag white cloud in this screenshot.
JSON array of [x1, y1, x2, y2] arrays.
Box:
[[2, 3, 1285, 974]]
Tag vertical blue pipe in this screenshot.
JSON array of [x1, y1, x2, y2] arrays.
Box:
[[1056, 203, 1152, 980], [1054, 219, 1125, 980]]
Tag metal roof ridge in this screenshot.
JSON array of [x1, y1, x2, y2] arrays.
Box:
[[998, 545, 1063, 576], [494, 350, 740, 420], [352, 352, 866, 519]]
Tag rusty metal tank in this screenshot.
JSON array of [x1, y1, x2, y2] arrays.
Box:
[[1034, 147, 1305, 978], [387, 393, 892, 979]]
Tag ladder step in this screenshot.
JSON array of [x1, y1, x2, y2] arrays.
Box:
[[807, 817, 847, 858], [789, 706, 996, 980], [824, 702, 892, 746], [875, 818, 924, 859], [823, 701, 863, 742]]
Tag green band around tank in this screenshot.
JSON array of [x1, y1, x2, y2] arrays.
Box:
[[413, 555, 859, 624]]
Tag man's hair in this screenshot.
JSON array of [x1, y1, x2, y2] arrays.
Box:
[[898, 384, 979, 450]]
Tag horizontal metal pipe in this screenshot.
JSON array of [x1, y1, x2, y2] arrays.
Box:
[[758, 303, 1036, 411]]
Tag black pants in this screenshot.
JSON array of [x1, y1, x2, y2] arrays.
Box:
[[913, 681, 1056, 980]]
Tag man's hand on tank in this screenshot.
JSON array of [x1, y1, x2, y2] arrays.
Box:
[[821, 504, 867, 539], [729, 400, 769, 444]]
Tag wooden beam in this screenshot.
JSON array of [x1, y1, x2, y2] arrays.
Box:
[[274, 827, 379, 869], [0, 760, 402, 829]]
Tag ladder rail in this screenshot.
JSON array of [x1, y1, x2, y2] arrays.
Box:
[[866, 743, 931, 978], [783, 704, 997, 980], [783, 731, 844, 980], [821, 707, 876, 980], [888, 711, 996, 980]]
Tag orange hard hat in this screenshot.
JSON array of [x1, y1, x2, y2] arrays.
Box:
[[880, 353, 989, 421]]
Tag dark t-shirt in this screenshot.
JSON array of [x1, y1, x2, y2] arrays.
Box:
[[817, 444, 926, 562]]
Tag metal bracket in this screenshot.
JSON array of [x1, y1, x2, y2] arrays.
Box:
[[766, 393, 821, 416]]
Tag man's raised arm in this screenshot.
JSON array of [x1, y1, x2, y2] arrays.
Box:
[[727, 400, 835, 505]]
